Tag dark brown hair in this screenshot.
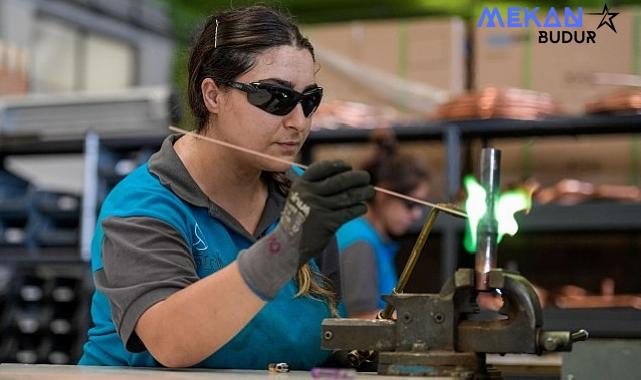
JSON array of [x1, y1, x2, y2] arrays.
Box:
[[188, 6, 315, 132], [363, 131, 431, 196]]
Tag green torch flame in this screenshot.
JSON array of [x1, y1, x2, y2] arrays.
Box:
[[463, 176, 486, 252], [463, 175, 532, 253]]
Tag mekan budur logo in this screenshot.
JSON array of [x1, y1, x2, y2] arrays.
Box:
[[477, 4, 619, 44]]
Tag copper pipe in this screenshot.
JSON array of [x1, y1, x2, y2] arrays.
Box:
[[475, 148, 500, 290]]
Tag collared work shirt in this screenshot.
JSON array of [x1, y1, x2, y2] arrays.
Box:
[[337, 217, 399, 314], [79, 135, 340, 369]]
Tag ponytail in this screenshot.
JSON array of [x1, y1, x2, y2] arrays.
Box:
[[362, 130, 431, 195]]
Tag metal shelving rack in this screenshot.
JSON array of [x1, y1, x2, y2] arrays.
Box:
[[3, 114, 641, 272], [0, 131, 165, 365], [1, 113, 640, 344], [302, 113, 641, 281], [0, 130, 163, 263]]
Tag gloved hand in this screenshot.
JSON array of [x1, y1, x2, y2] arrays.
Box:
[[237, 160, 374, 300]]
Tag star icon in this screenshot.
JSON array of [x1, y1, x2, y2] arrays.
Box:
[[587, 4, 619, 33]]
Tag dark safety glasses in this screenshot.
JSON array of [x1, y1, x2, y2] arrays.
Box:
[[227, 81, 323, 117], [400, 197, 425, 212]]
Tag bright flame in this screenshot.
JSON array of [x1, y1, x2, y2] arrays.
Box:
[[463, 176, 532, 252], [463, 175, 486, 252], [496, 189, 532, 242]]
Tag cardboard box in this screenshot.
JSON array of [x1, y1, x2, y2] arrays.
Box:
[[474, 6, 640, 187], [475, 6, 641, 114], [470, 135, 639, 189], [302, 19, 462, 199], [303, 17, 466, 114]]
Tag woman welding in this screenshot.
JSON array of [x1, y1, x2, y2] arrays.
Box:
[[79, 6, 374, 369]]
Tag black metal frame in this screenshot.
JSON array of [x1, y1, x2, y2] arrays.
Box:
[[300, 113, 641, 282], [1, 113, 641, 338]]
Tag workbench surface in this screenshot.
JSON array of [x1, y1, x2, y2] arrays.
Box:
[[0, 354, 561, 380], [0, 364, 455, 380]]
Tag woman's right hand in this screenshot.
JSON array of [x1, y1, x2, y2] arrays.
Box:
[[238, 160, 374, 300], [282, 160, 374, 265]]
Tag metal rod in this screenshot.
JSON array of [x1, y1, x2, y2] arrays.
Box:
[[168, 126, 468, 218], [380, 208, 441, 319], [475, 148, 501, 290], [445, 126, 461, 202]]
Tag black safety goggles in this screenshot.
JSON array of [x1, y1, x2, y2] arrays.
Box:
[[400, 198, 425, 211], [227, 81, 323, 117]]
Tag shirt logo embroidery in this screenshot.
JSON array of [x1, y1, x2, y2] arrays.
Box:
[[193, 223, 209, 251]]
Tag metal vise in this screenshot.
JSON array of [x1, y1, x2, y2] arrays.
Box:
[[322, 267, 587, 377]]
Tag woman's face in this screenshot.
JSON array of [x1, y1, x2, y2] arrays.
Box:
[[379, 181, 430, 237], [209, 45, 316, 172]]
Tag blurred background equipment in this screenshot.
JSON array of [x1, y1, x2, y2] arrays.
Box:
[[0, 0, 174, 365], [0, 0, 173, 94], [0, 42, 29, 97], [311, 100, 403, 130], [586, 89, 641, 115], [435, 87, 560, 120], [0, 87, 173, 136]]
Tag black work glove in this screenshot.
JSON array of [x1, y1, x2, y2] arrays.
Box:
[[237, 160, 374, 300]]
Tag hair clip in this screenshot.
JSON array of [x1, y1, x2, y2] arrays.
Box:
[[214, 19, 219, 48]]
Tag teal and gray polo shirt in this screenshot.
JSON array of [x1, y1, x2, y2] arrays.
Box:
[[337, 217, 399, 314], [79, 135, 340, 369]]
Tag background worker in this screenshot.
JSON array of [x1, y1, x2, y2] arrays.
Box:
[[337, 135, 431, 319]]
